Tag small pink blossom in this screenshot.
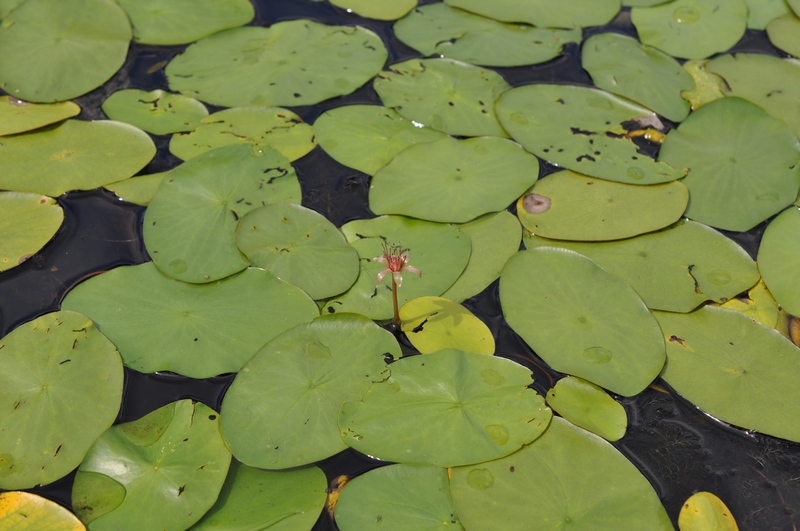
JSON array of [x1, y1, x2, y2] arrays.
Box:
[[373, 242, 421, 288]]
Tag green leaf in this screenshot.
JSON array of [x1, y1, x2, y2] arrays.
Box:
[[329, 0, 417, 20], [0, 491, 85, 531], [444, 0, 621, 28], [746, 0, 792, 29], [0, 192, 63, 273], [546, 376, 627, 441], [340, 349, 552, 467], [500, 248, 666, 396], [0, 96, 79, 136], [767, 13, 800, 61], [101, 89, 209, 136], [400, 296, 495, 355], [757, 206, 800, 317], [104, 173, 165, 206], [61, 263, 319, 378], [72, 400, 231, 529], [221, 314, 399, 469], [369, 136, 539, 223], [0, 311, 123, 490]]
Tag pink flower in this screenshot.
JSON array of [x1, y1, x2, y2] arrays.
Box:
[[373, 242, 421, 288]]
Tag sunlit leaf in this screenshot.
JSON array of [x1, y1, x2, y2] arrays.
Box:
[[679, 491, 739, 531], [766, 13, 800, 58], [718, 280, 780, 329], [104, 173, 165, 206], [680, 60, 726, 111], [444, 0, 621, 28], [0, 491, 84, 530], [0, 192, 63, 273], [757, 206, 800, 317], [746, 0, 792, 29], [400, 296, 495, 355], [546, 376, 627, 441], [101, 89, 208, 136], [0, 96, 79, 136], [330, 0, 416, 20]]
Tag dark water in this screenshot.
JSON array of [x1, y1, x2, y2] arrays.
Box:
[[1, 1, 799, 530]]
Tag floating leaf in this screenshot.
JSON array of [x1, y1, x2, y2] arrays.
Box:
[[115, 0, 253, 45], [61, 263, 318, 378], [680, 60, 726, 111], [0, 96, 80, 136], [0, 192, 63, 273], [104, 173, 165, 206], [582, 32, 694, 122], [444, 0, 621, 28], [631, 0, 747, 60], [746, 0, 792, 29], [340, 349, 552, 467], [0, 491, 84, 530], [167, 20, 388, 107], [718, 280, 780, 329], [757, 206, 800, 317], [516, 170, 688, 241], [500, 248, 666, 396], [169, 106, 315, 162], [370, 136, 539, 223], [72, 400, 231, 529], [0, 119, 155, 197], [766, 13, 800, 59], [400, 296, 495, 355], [221, 314, 398, 469], [101, 89, 208, 136], [0, 0, 130, 102], [0, 0, 23, 18], [0, 311, 123, 490], [546, 376, 627, 441], [143, 144, 301, 283], [329, 0, 416, 20], [450, 417, 673, 530], [624, 0, 671, 6], [374, 58, 511, 138], [659, 97, 800, 232], [313, 105, 447, 176], [335, 464, 463, 530], [792, 0, 800, 16], [394, 3, 580, 67], [496, 84, 686, 185], [524, 220, 760, 313], [654, 306, 800, 442], [679, 492, 739, 531], [236, 203, 360, 300]]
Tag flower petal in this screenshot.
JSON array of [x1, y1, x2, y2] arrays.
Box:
[[393, 270, 403, 288], [375, 267, 391, 288]]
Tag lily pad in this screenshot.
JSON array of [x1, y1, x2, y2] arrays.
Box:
[[524, 220, 760, 313], [0, 96, 80, 136], [631, 0, 748, 60], [400, 296, 495, 355], [746, 0, 792, 29], [500, 248, 666, 396], [679, 492, 739, 531], [221, 314, 398, 469], [680, 59, 727, 111], [369, 136, 539, 223], [0, 0, 131, 102], [340, 349, 552, 467], [0, 0, 23, 18], [655, 306, 800, 442], [496, 84, 686, 185], [313, 105, 447, 176], [115, 0, 254, 45], [659, 97, 800, 232], [335, 464, 463, 530], [0, 119, 156, 197], [101, 89, 209, 136], [193, 461, 327, 530], [330, 0, 417, 20], [757, 206, 800, 316], [0, 192, 63, 273], [516, 170, 688, 241], [104, 173, 165, 206], [546, 376, 627, 441], [167, 20, 388, 107], [324, 216, 471, 320], [582, 32, 694, 122], [0, 311, 123, 490], [719, 280, 780, 329], [72, 400, 231, 529], [374, 58, 511, 138], [792, 0, 800, 16], [143, 144, 301, 284], [444, 0, 621, 28], [394, 3, 581, 67], [0, 491, 85, 530], [61, 263, 319, 378], [169, 107, 316, 162], [450, 417, 673, 530], [767, 13, 800, 59], [236, 203, 360, 300]]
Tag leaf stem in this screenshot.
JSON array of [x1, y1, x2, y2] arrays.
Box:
[[391, 276, 400, 327]]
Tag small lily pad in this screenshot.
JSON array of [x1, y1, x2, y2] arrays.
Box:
[[101, 89, 208, 136], [221, 314, 398, 469], [444, 0, 621, 28], [0, 491, 85, 530], [680, 59, 727, 111], [0, 192, 63, 273], [400, 296, 495, 355], [546, 376, 627, 441], [757, 206, 800, 317], [104, 173, 165, 206], [340, 349, 552, 467], [679, 492, 739, 531], [330, 0, 417, 20], [374, 58, 511, 138], [767, 13, 800, 59], [0, 96, 80, 136]]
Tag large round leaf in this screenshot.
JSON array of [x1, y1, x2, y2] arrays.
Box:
[[654, 306, 800, 442], [0, 192, 63, 273], [369, 136, 539, 223], [143, 144, 301, 284], [516, 170, 688, 241], [496, 84, 686, 185], [659, 97, 800, 232], [524, 220, 760, 313], [0, 491, 84, 530], [0, 119, 156, 197], [101, 89, 209, 136], [340, 349, 552, 467], [450, 417, 673, 530], [167, 21, 388, 107], [330, 0, 416, 20], [767, 13, 800, 58], [0, 96, 79, 136], [0, 0, 130, 102], [335, 464, 463, 530], [72, 400, 231, 529], [545, 376, 627, 442], [757, 206, 800, 317], [221, 314, 399, 469], [0, 311, 123, 490], [313, 105, 447, 176], [324, 216, 471, 320], [399, 296, 495, 355], [61, 263, 319, 378], [500, 248, 666, 396], [444, 0, 621, 28], [374, 58, 511, 138]]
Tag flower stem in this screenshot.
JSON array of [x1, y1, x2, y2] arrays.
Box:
[[391, 276, 400, 327]]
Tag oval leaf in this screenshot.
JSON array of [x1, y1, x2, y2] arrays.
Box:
[[0, 192, 63, 273], [400, 296, 495, 355], [101, 89, 209, 136], [0, 491, 84, 530], [0, 96, 80, 136], [758, 206, 800, 316], [679, 492, 739, 531], [546, 376, 627, 441], [444, 0, 621, 28]]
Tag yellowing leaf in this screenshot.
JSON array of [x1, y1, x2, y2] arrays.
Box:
[[400, 296, 495, 355], [0, 491, 85, 530], [679, 491, 738, 531]]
